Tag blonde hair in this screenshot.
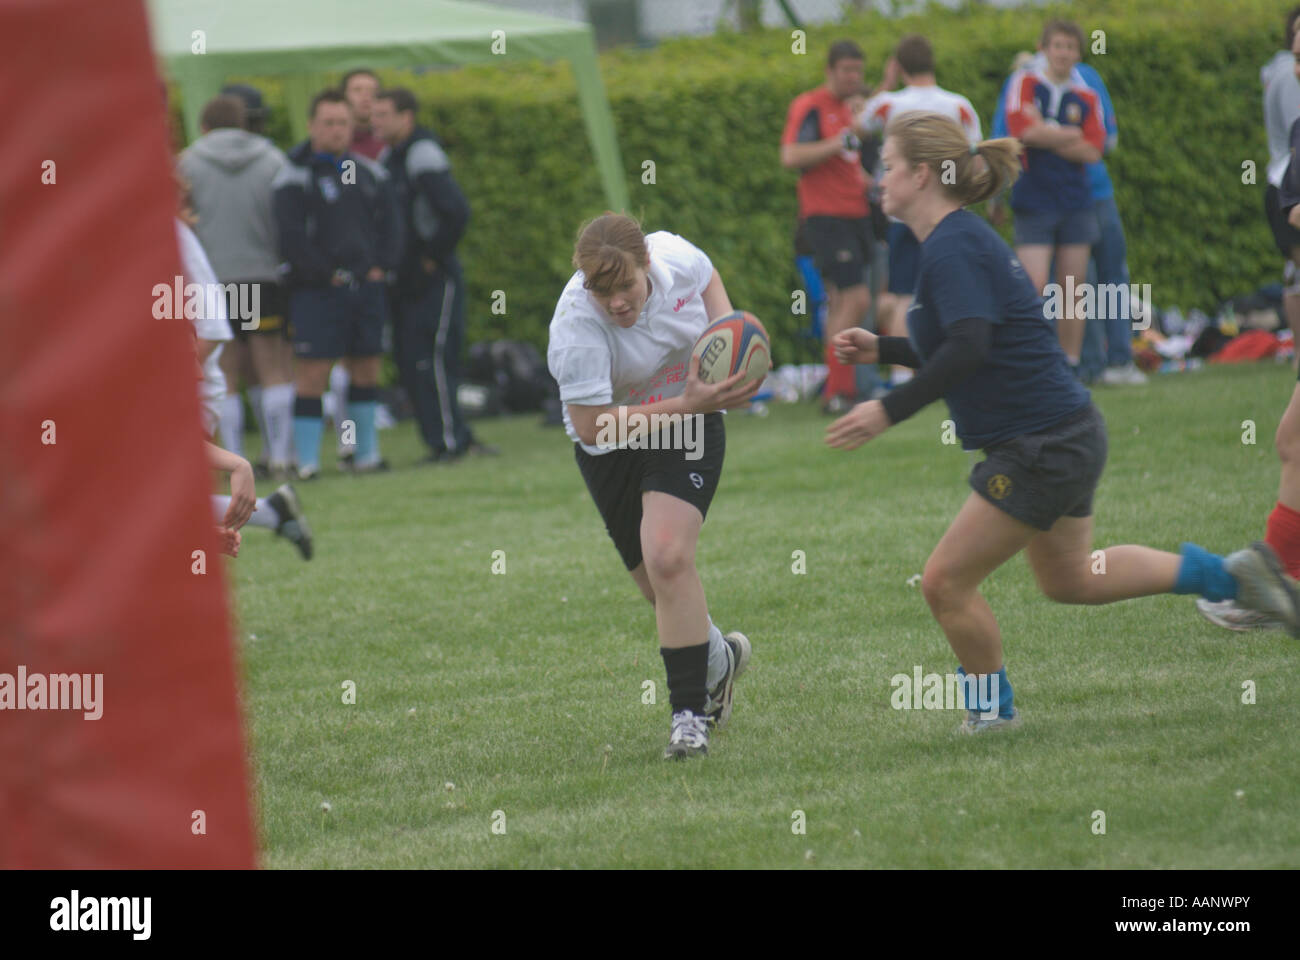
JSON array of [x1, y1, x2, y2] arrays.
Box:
[[573, 213, 648, 294], [886, 111, 1022, 207]]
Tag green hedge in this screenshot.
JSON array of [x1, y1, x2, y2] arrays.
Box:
[[211, 0, 1290, 362]]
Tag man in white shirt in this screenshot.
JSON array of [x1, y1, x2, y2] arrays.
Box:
[[857, 34, 981, 385]]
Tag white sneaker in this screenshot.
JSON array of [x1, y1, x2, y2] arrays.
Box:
[[1195, 598, 1280, 632], [663, 710, 710, 760], [1223, 542, 1300, 637], [1100, 363, 1148, 386], [958, 708, 1022, 735]]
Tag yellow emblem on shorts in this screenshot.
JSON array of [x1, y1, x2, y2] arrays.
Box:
[[987, 474, 1012, 499]]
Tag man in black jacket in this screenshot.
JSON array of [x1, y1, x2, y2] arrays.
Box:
[[372, 87, 493, 463], [273, 89, 402, 479]]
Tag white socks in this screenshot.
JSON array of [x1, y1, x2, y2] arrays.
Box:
[[217, 394, 244, 456], [211, 495, 279, 530], [706, 618, 729, 690], [262, 383, 295, 466]]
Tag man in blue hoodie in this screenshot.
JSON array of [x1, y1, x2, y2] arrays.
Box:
[[180, 92, 297, 474]]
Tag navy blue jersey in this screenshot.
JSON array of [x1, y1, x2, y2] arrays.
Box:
[[907, 209, 1089, 449]]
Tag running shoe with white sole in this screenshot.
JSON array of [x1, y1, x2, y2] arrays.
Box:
[[704, 631, 752, 729], [266, 484, 314, 561], [663, 710, 710, 760], [1195, 597, 1280, 632], [958, 708, 1022, 735], [1223, 542, 1300, 637], [1100, 363, 1149, 386]]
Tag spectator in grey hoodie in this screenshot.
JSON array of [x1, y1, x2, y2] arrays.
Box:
[[180, 93, 296, 477], [1263, 7, 1300, 346]]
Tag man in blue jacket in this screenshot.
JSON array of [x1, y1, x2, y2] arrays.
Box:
[[372, 87, 493, 463], [273, 89, 403, 479]]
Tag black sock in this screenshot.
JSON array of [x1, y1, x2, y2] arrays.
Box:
[[293, 394, 323, 418], [661, 644, 708, 715]]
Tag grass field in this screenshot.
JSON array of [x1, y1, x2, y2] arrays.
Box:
[[230, 362, 1300, 868]]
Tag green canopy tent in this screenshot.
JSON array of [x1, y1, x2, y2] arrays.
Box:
[[147, 0, 628, 209]]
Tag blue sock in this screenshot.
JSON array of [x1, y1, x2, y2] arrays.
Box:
[[1172, 543, 1237, 601], [957, 665, 1014, 719], [347, 386, 379, 465], [293, 395, 324, 470]]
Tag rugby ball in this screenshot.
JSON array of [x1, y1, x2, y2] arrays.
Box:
[[692, 311, 771, 387]]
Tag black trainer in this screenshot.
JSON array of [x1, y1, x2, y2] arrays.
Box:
[[704, 631, 751, 728], [266, 484, 314, 560]]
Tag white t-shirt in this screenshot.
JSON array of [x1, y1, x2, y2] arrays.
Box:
[[859, 83, 982, 143], [547, 231, 715, 455], [175, 220, 232, 426], [860, 84, 983, 227]]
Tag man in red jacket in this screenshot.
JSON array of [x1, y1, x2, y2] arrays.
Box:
[[782, 40, 874, 413]]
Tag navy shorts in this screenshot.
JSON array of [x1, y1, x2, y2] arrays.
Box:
[[969, 404, 1108, 531], [886, 221, 920, 295], [805, 215, 874, 290], [1012, 205, 1100, 247], [288, 282, 388, 360], [575, 412, 725, 571]]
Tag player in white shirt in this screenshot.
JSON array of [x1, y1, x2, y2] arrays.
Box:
[[547, 214, 760, 759], [857, 35, 981, 386], [176, 216, 314, 560]]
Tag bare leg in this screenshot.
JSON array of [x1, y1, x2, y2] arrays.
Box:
[[1055, 243, 1092, 364], [921, 493, 1039, 674], [1025, 514, 1181, 604], [640, 492, 708, 650], [629, 562, 656, 604], [1015, 244, 1053, 294]]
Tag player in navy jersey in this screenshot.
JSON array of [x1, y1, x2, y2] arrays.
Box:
[[547, 214, 761, 759], [825, 112, 1300, 732]]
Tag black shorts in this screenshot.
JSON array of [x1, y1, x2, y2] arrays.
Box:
[[969, 404, 1108, 531], [1265, 184, 1300, 261], [288, 281, 388, 360], [225, 280, 287, 341], [804, 215, 873, 290], [574, 412, 725, 571]]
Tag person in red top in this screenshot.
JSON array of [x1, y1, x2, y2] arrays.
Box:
[[343, 68, 386, 160], [782, 40, 874, 413]]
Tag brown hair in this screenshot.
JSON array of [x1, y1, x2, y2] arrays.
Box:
[[309, 88, 348, 119], [886, 112, 1021, 207], [827, 39, 864, 68], [200, 94, 245, 132], [573, 213, 648, 294], [895, 35, 934, 76], [1040, 18, 1083, 50]]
